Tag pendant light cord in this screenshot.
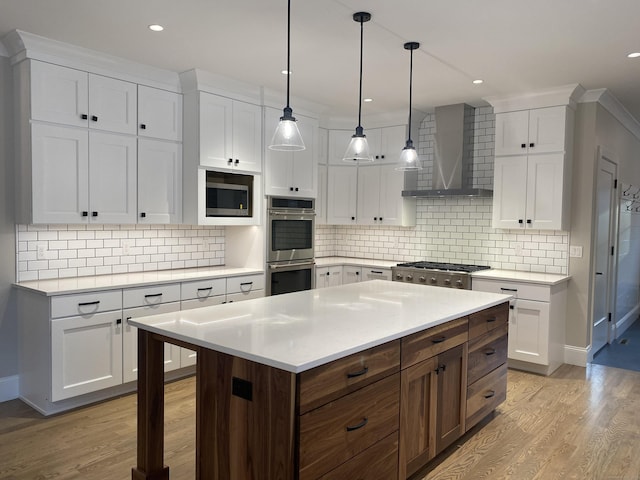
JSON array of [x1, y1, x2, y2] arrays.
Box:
[[286, 0, 291, 109], [407, 47, 413, 143], [357, 17, 364, 129]]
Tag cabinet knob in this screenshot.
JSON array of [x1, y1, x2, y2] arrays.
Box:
[[380, 155, 385, 159], [228, 158, 233, 164], [529, 143, 535, 148], [351, 216, 355, 221], [526, 219, 532, 224], [81, 114, 88, 120], [82, 211, 88, 217], [375, 155, 379, 159], [234, 159, 239, 165], [140, 123, 146, 130], [295, 187, 299, 192], [374, 217, 377, 221], [379, 217, 383, 221], [116, 319, 122, 325], [290, 187, 294, 191], [91, 115, 98, 122], [521, 143, 526, 149], [355, 271, 359, 275], [518, 219, 524, 224], [92, 211, 98, 217], [140, 212, 146, 218]]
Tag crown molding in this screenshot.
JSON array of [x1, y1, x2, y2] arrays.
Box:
[[180, 68, 263, 105], [580, 88, 640, 140], [3, 29, 181, 92], [0, 41, 8, 58], [484, 84, 585, 113]]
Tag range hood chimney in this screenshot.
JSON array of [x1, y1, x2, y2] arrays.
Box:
[[402, 103, 492, 198]]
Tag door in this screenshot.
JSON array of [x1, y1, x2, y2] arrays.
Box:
[[231, 100, 262, 173], [492, 156, 527, 229], [199, 92, 232, 167], [89, 74, 137, 134], [327, 165, 357, 224], [592, 153, 618, 354], [357, 165, 381, 225], [508, 299, 550, 365], [526, 152, 564, 230], [137, 85, 182, 141]]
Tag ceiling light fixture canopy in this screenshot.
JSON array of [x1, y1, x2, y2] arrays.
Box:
[[343, 11, 373, 163], [269, 0, 305, 151], [397, 41, 421, 171]]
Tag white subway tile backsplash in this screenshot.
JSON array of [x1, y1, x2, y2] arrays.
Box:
[[16, 224, 226, 282]]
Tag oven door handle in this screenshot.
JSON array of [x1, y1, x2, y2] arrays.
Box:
[[269, 261, 315, 270], [268, 210, 316, 216]]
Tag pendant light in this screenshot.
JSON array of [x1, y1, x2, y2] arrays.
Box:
[[343, 12, 373, 163], [269, 0, 305, 151], [397, 41, 422, 170]]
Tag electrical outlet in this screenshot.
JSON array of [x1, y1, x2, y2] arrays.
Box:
[[514, 243, 523, 256], [37, 244, 46, 260], [569, 245, 583, 258], [122, 240, 133, 255]]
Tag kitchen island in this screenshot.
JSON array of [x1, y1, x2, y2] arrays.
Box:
[[129, 280, 511, 480]]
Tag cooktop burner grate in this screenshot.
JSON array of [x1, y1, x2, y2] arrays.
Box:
[[395, 261, 491, 273]]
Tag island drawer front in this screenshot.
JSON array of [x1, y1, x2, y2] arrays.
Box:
[[226, 273, 265, 294], [123, 283, 181, 308], [472, 279, 551, 302], [468, 302, 509, 339], [298, 373, 400, 480], [180, 278, 226, 300], [467, 324, 508, 385], [466, 363, 507, 430], [298, 340, 401, 414], [51, 290, 122, 319], [317, 432, 398, 480], [401, 317, 469, 369]]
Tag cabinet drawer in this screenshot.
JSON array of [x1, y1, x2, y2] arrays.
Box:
[[472, 278, 551, 302], [51, 290, 122, 319], [123, 283, 181, 308], [226, 273, 265, 294], [401, 317, 468, 368], [181, 278, 226, 300], [298, 340, 400, 414], [180, 296, 226, 310], [467, 324, 508, 385], [468, 302, 509, 339], [299, 373, 400, 480], [466, 363, 507, 430], [317, 432, 398, 480]]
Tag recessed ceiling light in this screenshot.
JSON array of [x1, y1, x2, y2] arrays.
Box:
[[281, 70, 291, 75], [627, 52, 640, 58], [472, 79, 484, 84], [148, 24, 164, 32], [363, 98, 373, 103]]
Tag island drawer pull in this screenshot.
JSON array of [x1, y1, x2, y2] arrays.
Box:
[[431, 336, 446, 344], [484, 348, 496, 356], [346, 417, 368, 432], [484, 390, 496, 399], [346, 366, 369, 378], [486, 317, 496, 323], [78, 301, 100, 307], [145, 293, 163, 298]]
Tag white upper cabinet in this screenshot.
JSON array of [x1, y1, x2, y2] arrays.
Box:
[[357, 164, 415, 226], [30, 61, 137, 135], [198, 92, 262, 173], [367, 125, 406, 164], [326, 165, 358, 224], [328, 130, 354, 165], [138, 138, 182, 224], [138, 85, 183, 141], [492, 105, 573, 230], [494, 106, 566, 156], [264, 107, 318, 198]]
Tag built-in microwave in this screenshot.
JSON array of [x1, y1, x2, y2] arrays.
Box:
[[205, 172, 252, 217]]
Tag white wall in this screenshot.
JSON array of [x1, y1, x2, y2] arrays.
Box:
[[317, 106, 569, 274], [0, 54, 18, 392]]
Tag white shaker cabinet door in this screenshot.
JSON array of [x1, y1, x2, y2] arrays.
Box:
[[138, 85, 183, 142], [527, 106, 566, 154], [199, 92, 233, 168], [30, 61, 88, 128], [492, 156, 528, 229], [88, 131, 137, 224], [138, 139, 182, 224], [231, 100, 262, 173], [122, 302, 182, 383], [494, 110, 529, 156], [31, 123, 89, 224], [327, 166, 358, 225], [88, 74, 137, 135], [357, 165, 381, 226], [289, 116, 318, 197], [525, 153, 565, 230], [51, 310, 123, 401], [378, 164, 408, 226], [508, 299, 550, 365]]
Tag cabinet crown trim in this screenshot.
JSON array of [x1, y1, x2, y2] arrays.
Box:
[[485, 83, 585, 113]]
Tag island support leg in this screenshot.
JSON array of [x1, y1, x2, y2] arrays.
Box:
[[132, 330, 170, 480]]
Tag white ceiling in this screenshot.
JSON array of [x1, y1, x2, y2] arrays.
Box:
[[2, 0, 640, 121]]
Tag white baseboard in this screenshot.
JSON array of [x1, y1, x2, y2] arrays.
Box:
[[564, 345, 590, 367], [615, 305, 639, 339], [0, 375, 19, 403]]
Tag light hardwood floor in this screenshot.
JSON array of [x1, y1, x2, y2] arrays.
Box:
[[1, 364, 639, 479]]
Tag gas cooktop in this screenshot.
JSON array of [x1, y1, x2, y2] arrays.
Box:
[[395, 261, 491, 273]]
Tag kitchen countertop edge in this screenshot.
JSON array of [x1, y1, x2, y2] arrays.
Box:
[[471, 269, 571, 286]]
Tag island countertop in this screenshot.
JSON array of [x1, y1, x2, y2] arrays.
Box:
[[129, 280, 511, 373]]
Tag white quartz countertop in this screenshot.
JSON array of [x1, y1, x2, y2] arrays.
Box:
[[129, 280, 511, 374], [14, 266, 264, 296], [315, 256, 397, 269], [471, 269, 570, 286]]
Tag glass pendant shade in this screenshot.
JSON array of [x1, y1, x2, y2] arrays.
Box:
[[397, 139, 421, 170], [343, 127, 372, 162], [270, 107, 305, 151]]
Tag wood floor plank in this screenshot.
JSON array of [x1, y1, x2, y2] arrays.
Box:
[[1, 364, 640, 479]]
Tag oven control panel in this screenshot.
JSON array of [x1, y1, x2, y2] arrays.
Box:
[[391, 267, 470, 289]]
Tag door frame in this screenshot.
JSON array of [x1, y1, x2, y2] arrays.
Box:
[[588, 146, 619, 359]]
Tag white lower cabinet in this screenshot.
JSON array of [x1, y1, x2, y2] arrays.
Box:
[[472, 276, 567, 375], [342, 266, 361, 284], [315, 266, 343, 288], [362, 267, 392, 281], [316, 264, 392, 289], [51, 309, 123, 402]]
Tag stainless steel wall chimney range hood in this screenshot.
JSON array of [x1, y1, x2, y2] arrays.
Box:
[[402, 103, 493, 198]]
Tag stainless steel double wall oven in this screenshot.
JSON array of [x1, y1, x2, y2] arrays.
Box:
[[266, 197, 315, 295]]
